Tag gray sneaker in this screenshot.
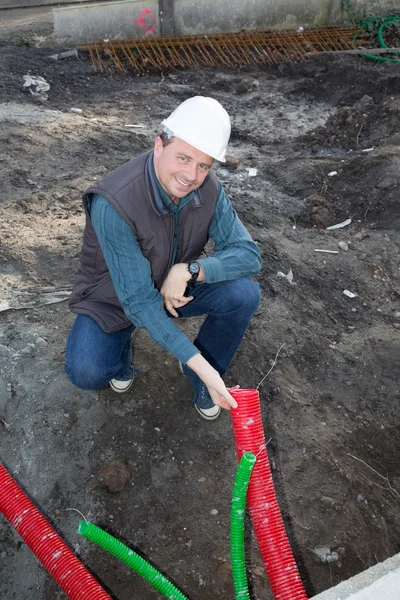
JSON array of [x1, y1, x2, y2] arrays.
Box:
[[110, 363, 139, 394], [194, 402, 221, 421], [109, 377, 135, 393]]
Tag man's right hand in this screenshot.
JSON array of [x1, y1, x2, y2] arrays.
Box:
[[186, 353, 238, 411], [160, 263, 194, 317]]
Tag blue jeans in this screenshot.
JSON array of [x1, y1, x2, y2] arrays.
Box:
[[65, 277, 260, 405]]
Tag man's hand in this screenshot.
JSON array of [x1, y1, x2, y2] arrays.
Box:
[[187, 354, 238, 411], [160, 263, 193, 317]]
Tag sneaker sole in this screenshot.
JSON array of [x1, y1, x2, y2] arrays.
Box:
[[109, 378, 134, 393], [194, 404, 221, 421]]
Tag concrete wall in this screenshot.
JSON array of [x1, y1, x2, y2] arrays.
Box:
[[53, 0, 399, 43], [350, 0, 400, 18], [174, 0, 335, 35], [54, 0, 160, 43]]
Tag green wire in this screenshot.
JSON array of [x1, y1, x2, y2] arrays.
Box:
[[230, 452, 257, 600], [78, 521, 189, 600], [353, 15, 400, 63]]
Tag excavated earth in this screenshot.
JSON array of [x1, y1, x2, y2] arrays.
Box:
[[0, 39, 400, 600]]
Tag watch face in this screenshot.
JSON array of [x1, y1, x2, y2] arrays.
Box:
[[189, 262, 200, 275]]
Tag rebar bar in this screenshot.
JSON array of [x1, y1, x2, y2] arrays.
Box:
[[76, 26, 370, 73]]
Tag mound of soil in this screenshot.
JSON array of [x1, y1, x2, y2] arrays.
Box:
[[296, 94, 400, 152]]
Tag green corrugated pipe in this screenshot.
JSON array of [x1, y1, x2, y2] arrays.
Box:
[[230, 451, 257, 600], [354, 16, 400, 63], [78, 521, 189, 600]]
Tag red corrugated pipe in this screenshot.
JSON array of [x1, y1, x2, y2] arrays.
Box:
[[0, 463, 112, 600], [230, 389, 308, 600]]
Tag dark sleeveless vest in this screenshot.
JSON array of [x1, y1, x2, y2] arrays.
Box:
[[68, 151, 220, 332]]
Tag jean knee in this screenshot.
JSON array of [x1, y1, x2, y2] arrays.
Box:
[[245, 279, 261, 313], [64, 361, 104, 391], [228, 278, 260, 315]]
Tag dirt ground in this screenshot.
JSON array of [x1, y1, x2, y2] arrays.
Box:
[[1, 29, 400, 600]]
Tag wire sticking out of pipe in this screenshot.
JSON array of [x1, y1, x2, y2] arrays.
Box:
[[0, 464, 112, 600], [230, 389, 308, 600]]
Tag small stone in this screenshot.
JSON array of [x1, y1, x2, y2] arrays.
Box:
[[393, 323, 400, 330], [326, 551, 339, 563], [359, 398, 367, 410], [224, 155, 241, 169], [235, 81, 249, 94], [359, 94, 373, 105], [312, 546, 335, 563], [210, 509, 218, 516], [338, 241, 349, 251], [97, 460, 131, 494], [321, 496, 336, 508], [356, 494, 365, 504], [354, 230, 369, 241], [343, 290, 357, 299], [20, 344, 35, 355], [251, 79, 260, 88]]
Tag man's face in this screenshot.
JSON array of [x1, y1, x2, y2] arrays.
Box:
[[153, 136, 213, 201]]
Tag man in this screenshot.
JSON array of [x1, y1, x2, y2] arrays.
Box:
[[65, 96, 261, 420]]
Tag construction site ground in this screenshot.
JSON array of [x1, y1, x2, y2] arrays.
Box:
[[1, 27, 400, 600]]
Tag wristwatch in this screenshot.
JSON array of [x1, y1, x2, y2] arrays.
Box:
[[187, 261, 200, 285]]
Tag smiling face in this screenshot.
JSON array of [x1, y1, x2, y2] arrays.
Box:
[[153, 136, 213, 202]]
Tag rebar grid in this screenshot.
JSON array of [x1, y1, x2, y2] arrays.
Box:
[[76, 26, 370, 73]]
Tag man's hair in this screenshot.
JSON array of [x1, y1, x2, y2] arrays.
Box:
[[160, 129, 174, 147]]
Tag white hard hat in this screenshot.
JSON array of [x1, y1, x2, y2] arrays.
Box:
[[161, 96, 231, 162]]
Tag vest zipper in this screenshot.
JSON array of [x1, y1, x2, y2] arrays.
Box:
[[176, 203, 200, 264], [169, 210, 180, 269]]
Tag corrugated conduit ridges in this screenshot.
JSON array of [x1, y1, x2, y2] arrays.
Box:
[[230, 389, 308, 600], [78, 521, 189, 600], [230, 451, 257, 599], [0, 463, 112, 600]]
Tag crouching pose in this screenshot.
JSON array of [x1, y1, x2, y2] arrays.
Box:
[[65, 96, 261, 420]]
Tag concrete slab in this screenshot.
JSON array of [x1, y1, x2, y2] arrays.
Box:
[[53, 0, 159, 43], [312, 553, 400, 600], [0, 6, 53, 41]]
